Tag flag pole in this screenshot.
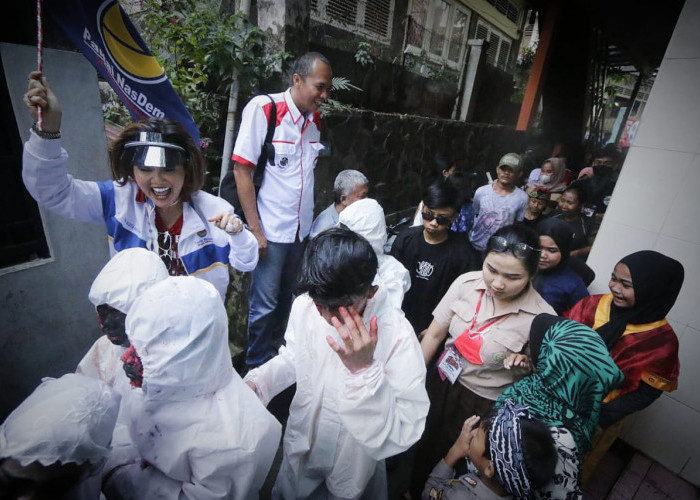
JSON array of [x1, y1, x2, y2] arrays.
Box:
[[36, 0, 43, 130]]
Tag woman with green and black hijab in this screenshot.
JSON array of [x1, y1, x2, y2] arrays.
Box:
[[498, 314, 623, 498]]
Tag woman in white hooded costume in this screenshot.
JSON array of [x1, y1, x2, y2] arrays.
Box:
[[338, 198, 411, 309], [244, 228, 429, 499], [102, 277, 281, 499], [0, 373, 120, 499], [76, 248, 168, 387]]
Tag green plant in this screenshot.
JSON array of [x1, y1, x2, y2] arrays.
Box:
[[131, 0, 290, 155], [354, 42, 374, 67], [511, 43, 537, 103], [318, 76, 363, 117]]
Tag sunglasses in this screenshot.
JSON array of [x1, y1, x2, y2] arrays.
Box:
[[421, 211, 452, 226], [489, 236, 540, 259]]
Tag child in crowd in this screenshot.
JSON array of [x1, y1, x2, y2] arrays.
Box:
[[423, 402, 557, 500], [103, 277, 281, 499], [245, 228, 429, 499], [469, 153, 529, 253], [338, 198, 411, 309], [550, 186, 594, 259], [76, 248, 168, 387], [532, 218, 589, 315], [392, 181, 476, 337], [0, 374, 120, 500]]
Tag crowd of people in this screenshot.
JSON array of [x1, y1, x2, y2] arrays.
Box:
[[1, 51, 685, 500]]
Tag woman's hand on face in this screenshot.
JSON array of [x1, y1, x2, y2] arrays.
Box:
[[208, 212, 243, 235], [24, 71, 62, 132], [326, 306, 378, 374], [503, 353, 533, 371]]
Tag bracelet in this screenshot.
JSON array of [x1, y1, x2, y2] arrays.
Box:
[[32, 122, 61, 139]]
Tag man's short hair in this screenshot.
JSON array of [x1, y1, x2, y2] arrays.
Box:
[[292, 52, 331, 80], [333, 169, 369, 204], [422, 179, 460, 211], [295, 228, 377, 310]]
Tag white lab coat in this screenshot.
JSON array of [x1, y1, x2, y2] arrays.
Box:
[[103, 277, 282, 499], [76, 248, 169, 387], [0, 373, 121, 500], [244, 289, 429, 499], [338, 199, 411, 309]]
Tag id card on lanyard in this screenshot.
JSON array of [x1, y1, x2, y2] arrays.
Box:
[[438, 290, 507, 384]]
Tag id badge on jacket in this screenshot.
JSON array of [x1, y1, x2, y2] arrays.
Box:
[[437, 346, 462, 384]]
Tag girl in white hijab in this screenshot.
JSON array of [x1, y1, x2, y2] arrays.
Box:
[[338, 198, 411, 309], [0, 373, 120, 499], [103, 277, 281, 499]]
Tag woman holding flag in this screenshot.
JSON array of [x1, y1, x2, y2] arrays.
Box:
[[22, 71, 258, 300]]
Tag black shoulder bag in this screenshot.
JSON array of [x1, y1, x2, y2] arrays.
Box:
[[220, 95, 277, 223]]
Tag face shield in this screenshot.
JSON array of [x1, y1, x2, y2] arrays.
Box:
[[119, 132, 188, 171]]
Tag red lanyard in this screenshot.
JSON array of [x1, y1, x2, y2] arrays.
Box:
[[453, 290, 508, 364], [466, 290, 503, 335]]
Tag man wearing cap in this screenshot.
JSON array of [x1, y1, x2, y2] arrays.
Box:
[[231, 52, 333, 368], [469, 153, 529, 253]]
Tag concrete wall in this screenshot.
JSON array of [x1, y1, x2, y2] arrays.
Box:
[[586, 0, 700, 486], [0, 44, 112, 420]]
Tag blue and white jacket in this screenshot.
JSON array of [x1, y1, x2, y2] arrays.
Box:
[[23, 132, 258, 299]]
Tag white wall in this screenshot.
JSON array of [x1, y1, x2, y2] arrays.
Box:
[[586, 0, 700, 486], [0, 44, 111, 420]]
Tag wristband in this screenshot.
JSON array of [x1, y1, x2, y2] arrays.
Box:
[[32, 122, 61, 139]]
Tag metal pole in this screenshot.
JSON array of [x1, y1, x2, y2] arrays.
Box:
[[219, 0, 250, 192]]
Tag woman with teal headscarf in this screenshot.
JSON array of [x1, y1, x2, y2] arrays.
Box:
[[497, 314, 623, 498]]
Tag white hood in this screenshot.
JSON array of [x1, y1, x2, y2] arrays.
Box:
[[338, 198, 387, 256], [88, 247, 168, 313], [126, 276, 232, 400], [0, 373, 120, 467], [111, 277, 282, 499]]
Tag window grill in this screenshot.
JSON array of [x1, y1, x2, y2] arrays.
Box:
[[312, 0, 394, 41]]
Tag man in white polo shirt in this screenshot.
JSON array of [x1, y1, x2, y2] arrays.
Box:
[[232, 52, 333, 368]]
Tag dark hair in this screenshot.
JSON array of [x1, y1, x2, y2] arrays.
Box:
[[292, 52, 331, 79], [562, 185, 586, 206], [445, 171, 476, 206], [520, 418, 558, 490], [595, 144, 623, 166], [295, 228, 378, 309], [435, 155, 455, 176], [422, 179, 460, 211], [536, 218, 574, 263], [485, 224, 541, 276], [110, 118, 205, 199]]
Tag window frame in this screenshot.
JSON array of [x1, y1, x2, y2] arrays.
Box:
[[404, 0, 472, 70]]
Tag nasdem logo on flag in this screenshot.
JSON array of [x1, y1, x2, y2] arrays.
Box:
[[45, 0, 200, 143]]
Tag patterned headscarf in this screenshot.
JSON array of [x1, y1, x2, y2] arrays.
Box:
[[489, 400, 533, 499], [497, 314, 623, 458]]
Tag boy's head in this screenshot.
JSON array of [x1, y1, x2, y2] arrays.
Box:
[[473, 401, 557, 497], [421, 180, 459, 239], [296, 228, 378, 324]]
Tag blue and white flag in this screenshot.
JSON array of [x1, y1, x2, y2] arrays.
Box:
[[44, 0, 200, 143]]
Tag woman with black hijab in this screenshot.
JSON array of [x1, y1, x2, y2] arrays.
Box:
[[566, 250, 683, 426], [533, 218, 589, 314], [565, 250, 684, 483]]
